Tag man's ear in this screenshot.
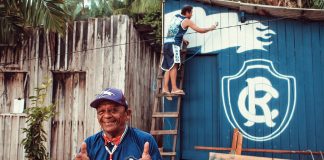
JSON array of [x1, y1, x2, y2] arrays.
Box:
[[126, 108, 132, 121]]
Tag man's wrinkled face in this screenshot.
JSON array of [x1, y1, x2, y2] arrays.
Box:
[[96, 101, 131, 137]]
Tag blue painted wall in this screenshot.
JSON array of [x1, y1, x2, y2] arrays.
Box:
[[163, 0, 324, 159]]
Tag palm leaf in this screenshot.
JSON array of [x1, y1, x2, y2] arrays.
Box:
[[22, 0, 67, 34], [0, 0, 25, 45], [62, 0, 85, 20], [0, 0, 67, 45]]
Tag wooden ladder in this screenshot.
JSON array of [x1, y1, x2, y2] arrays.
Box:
[[150, 47, 187, 160]]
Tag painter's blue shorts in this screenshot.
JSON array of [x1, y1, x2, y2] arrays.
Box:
[[161, 43, 181, 71]]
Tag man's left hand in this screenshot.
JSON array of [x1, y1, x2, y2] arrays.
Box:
[[140, 142, 151, 160]]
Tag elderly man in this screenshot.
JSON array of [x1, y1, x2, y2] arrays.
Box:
[[75, 88, 162, 160]]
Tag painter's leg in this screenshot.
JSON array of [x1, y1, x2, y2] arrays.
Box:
[[163, 71, 170, 92], [170, 64, 179, 91]]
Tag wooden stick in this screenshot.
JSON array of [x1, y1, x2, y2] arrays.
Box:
[[195, 146, 324, 155], [231, 128, 238, 152], [236, 133, 243, 155]]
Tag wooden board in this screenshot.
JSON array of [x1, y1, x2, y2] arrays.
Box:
[[209, 152, 288, 160]]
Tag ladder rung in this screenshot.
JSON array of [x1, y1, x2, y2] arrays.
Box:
[[161, 152, 177, 156], [152, 112, 179, 118], [151, 130, 178, 135], [156, 93, 184, 97]]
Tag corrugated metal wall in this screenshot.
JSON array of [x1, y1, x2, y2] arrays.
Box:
[[164, 0, 324, 159], [0, 15, 159, 160]]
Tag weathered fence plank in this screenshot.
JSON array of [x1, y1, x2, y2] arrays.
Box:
[[18, 116, 26, 160], [0, 72, 26, 114], [4, 115, 12, 160], [0, 115, 26, 160], [0, 115, 4, 159], [9, 116, 19, 159]]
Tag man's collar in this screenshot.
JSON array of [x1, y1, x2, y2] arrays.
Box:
[[102, 125, 129, 145]]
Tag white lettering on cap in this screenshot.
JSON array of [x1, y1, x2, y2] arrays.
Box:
[[102, 91, 115, 96]]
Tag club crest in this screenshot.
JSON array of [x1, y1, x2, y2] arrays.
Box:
[[221, 59, 297, 141]]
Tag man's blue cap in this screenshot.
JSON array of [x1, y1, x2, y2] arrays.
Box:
[[90, 88, 128, 108]]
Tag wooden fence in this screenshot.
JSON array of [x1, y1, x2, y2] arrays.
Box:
[[0, 114, 26, 160], [0, 71, 27, 113], [0, 15, 160, 160]]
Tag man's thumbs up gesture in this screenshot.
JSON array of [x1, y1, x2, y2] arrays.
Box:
[[75, 141, 152, 160], [75, 142, 89, 160], [141, 142, 152, 160]]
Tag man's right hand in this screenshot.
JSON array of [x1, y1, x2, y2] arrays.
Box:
[[75, 142, 89, 160], [209, 24, 217, 31]]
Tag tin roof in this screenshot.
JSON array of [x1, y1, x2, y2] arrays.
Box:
[[195, 0, 324, 21]]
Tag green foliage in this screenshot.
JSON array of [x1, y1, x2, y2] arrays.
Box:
[[21, 79, 56, 160], [65, 0, 161, 17], [309, 0, 324, 9], [0, 0, 68, 46], [136, 11, 162, 51], [109, 0, 162, 49], [89, 0, 113, 17], [63, 0, 113, 20], [130, 0, 161, 14], [109, 0, 131, 15], [136, 11, 162, 43], [1, 0, 162, 48], [62, 0, 84, 21], [64, 0, 163, 49]]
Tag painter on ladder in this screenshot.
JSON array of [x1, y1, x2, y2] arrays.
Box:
[[161, 5, 218, 95], [75, 88, 162, 160]]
